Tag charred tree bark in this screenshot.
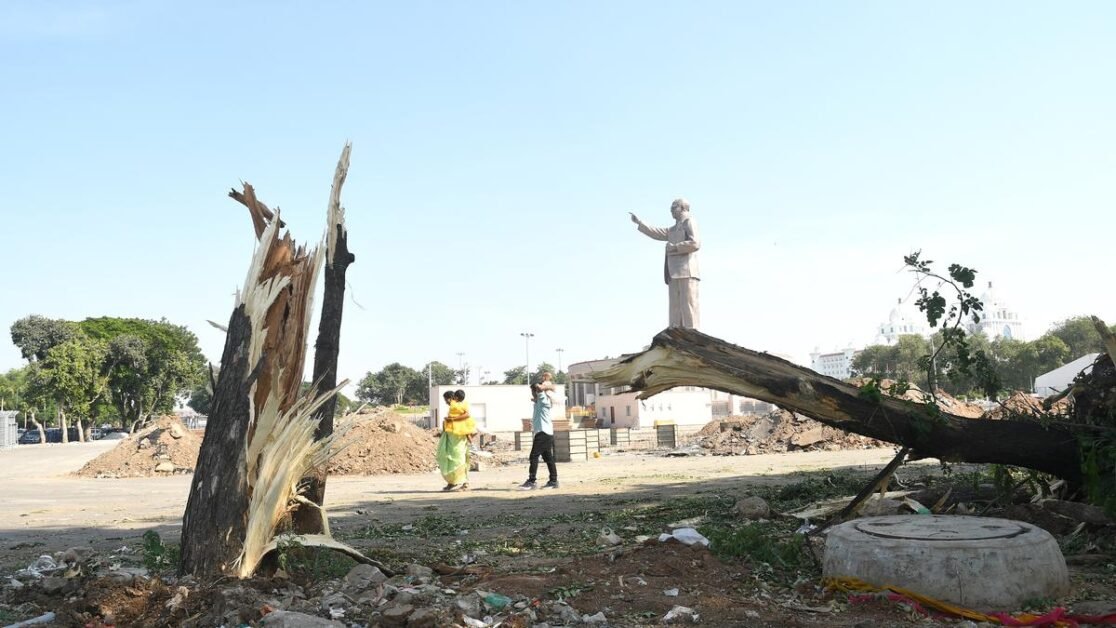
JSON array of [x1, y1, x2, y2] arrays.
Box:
[[292, 145, 354, 534], [180, 148, 361, 579], [592, 328, 1085, 483], [179, 306, 255, 578]]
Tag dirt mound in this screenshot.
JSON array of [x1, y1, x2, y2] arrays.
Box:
[[846, 378, 986, 418], [75, 416, 201, 478], [327, 408, 440, 475], [695, 410, 884, 455], [984, 390, 1072, 420]]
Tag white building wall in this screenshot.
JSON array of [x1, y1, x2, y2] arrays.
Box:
[[567, 358, 621, 408], [810, 348, 858, 380], [428, 384, 566, 433], [596, 387, 712, 429]]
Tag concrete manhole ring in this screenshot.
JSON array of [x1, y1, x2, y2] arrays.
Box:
[[853, 515, 1029, 541], [823, 514, 1068, 611]]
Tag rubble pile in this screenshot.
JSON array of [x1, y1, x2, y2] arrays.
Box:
[[76, 416, 201, 478], [0, 538, 780, 627], [327, 408, 440, 476], [985, 390, 1072, 419], [695, 411, 884, 455], [845, 378, 986, 418]]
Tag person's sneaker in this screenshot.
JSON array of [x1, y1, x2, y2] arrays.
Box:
[[518, 481, 537, 491], [541, 480, 560, 490]]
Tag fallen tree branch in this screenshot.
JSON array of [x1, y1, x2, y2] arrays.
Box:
[[592, 328, 1084, 482], [1092, 316, 1116, 369]]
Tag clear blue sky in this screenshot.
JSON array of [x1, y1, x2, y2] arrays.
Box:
[[2, 1, 1115, 389]]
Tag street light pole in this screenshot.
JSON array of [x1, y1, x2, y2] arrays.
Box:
[[456, 352, 465, 384], [520, 332, 534, 384], [555, 347, 565, 374]]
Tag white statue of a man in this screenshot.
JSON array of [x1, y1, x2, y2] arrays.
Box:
[[630, 198, 701, 329]]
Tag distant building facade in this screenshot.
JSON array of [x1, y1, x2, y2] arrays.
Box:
[[810, 347, 859, 380], [968, 282, 1025, 341]]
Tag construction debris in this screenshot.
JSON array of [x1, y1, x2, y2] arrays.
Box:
[[326, 408, 440, 476], [694, 411, 884, 455], [74, 416, 201, 478]]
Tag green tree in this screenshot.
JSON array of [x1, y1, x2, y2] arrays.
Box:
[[894, 334, 932, 388], [80, 318, 206, 430], [296, 381, 354, 417], [0, 367, 30, 416], [357, 363, 423, 405], [930, 331, 993, 396], [423, 361, 457, 387], [188, 383, 213, 415], [10, 315, 76, 362], [1047, 316, 1114, 359], [531, 362, 561, 384], [989, 337, 1030, 392], [850, 344, 896, 380], [502, 365, 527, 385], [27, 338, 108, 441]]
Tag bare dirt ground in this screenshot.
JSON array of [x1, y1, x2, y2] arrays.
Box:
[[0, 440, 905, 573], [3, 442, 1114, 626]]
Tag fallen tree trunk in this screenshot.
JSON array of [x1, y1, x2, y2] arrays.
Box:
[[591, 328, 1085, 483]]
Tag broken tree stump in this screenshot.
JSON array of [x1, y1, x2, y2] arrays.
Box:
[[180, 148, 361, 579]]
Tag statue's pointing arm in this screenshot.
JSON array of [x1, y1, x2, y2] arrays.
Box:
[[631, 213, 669, 241]]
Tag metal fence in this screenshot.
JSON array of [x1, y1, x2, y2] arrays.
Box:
[[0, 411, 18, 449]]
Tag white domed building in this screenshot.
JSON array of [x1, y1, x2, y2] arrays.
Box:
[[875, 298, 931, 345], [968, 282, 1025, 341]]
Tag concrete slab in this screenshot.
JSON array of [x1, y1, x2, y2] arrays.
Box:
[[822, 514, 1068, 611]]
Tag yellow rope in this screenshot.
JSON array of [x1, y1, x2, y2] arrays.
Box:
[[824, 576, 1070, 627]]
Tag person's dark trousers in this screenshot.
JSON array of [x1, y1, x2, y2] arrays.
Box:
[[528, 432, 558, 483]]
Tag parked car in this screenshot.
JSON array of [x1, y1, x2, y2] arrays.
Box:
[[20, 426, 102, 443]]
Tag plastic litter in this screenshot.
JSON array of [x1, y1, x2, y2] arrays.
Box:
[[483, 592, 512, 611], [597, 527, 623, 546], [15, 556, 60, 579], [667, 527, 709, 547], [662, 605, 700, 623]]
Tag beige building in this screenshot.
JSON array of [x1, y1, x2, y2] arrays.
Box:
[[428, 384, 566, 433]]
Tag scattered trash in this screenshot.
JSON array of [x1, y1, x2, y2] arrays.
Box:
[[786, 491, 915, 520], [904, 497, 931, 515], [664, 528, 709, 547], [15, 555, 60, 579], [483, 592, 512, 611], [4, 612, 57, 627], [664, 588, 679, 597], [165, 586, 189, 611], [794, 521, 817, 535], [662, 605, 700, 623], [597, 527, 623, 546], [583, 611, 608, 623]]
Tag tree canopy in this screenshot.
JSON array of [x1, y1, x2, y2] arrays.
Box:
[[8, 315, 207, 428]]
